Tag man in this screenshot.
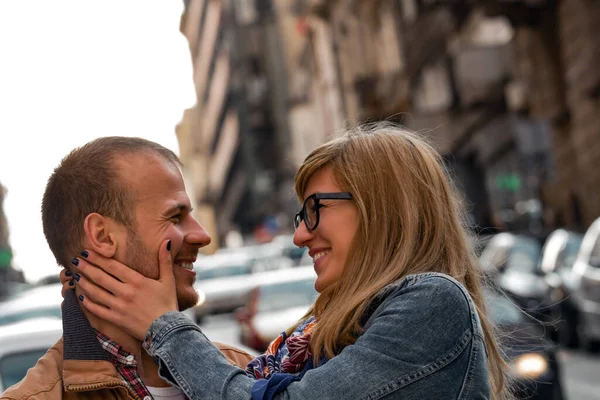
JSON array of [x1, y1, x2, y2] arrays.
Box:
[[1, 137, 253, 399]]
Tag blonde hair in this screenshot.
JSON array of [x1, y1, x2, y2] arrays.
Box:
[[293, 123, 512, 399]]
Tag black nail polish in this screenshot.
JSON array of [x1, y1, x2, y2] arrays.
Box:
[[167, 240, 171, 251], [79, 295, 84, 302], [69, 280, 74, 286], [65, 270, 72, 277], [72, 258, 79, 267], [74, 273, 80, 282], [80, 250, 89, 258]]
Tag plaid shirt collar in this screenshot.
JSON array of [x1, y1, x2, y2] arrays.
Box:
[[95, 329, 152, 400]]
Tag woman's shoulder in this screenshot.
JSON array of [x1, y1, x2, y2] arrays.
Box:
[[364, 272, 482, 336], [378, 272, 475, 306]]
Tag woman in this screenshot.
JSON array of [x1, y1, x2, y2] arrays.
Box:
[[68, 124, 512, 399]]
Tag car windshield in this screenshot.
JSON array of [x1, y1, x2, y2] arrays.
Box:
[[0, 349, 49, 389], [483, 289, 525, 325], [196, 264, 252, 280], [258, 279, 318, 313], [540, 231, 583, 273], [480, 235, 541, 273], [0, 307, 62, 327]]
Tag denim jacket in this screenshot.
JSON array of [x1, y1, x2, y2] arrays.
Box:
[[144, 272, 491, 399]]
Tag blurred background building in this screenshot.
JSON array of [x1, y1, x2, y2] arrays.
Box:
[[177, 0, 599, 250]]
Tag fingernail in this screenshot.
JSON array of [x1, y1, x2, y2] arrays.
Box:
[[80, 250, 88, 258], [79, 295, 84, 302], [74, 273, 80, 282], [65, 270, 72, 277], [69, 279, 74, 286], [167, 240, 171, 251], [72, 258, 79, 267]]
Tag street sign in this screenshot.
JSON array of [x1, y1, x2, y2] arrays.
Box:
[[496, 174, 521, 192], [0, 249, 12, 267]]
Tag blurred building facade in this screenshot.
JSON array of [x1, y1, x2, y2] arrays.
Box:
[[178, 0, 600, 245], [177, 0, 342, 248]]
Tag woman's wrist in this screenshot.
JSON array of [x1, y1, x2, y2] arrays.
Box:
[[142, 311, 201, 355]]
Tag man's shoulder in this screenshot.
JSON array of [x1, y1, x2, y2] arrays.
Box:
[[1, 339, 63, 400], [212, 341, 255, 369]]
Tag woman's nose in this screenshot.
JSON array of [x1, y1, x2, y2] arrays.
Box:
[[293, 221, 312, 247]]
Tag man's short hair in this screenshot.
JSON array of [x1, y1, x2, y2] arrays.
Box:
[[41, 136, 181, 268]]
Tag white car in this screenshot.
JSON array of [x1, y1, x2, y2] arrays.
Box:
[[192, 249, 294, 323], [571, 217, 600, 350], [234, 266, 318, 352], [0, 318, 63, 391], [0, 284, 63, 326]]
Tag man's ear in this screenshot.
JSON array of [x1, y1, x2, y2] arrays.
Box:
[[83, 213, 124, 258]]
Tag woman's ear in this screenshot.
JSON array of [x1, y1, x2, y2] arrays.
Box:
[[83, 213, 123, 258]]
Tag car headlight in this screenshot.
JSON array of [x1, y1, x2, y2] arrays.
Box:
[[195, 289, 206, 307], [512, 353, 548, 379]]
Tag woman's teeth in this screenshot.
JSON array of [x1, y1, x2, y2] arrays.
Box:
[[313, 251, 329, 262]]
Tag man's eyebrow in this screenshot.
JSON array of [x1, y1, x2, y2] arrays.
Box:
[[163, 204, 193, 215]]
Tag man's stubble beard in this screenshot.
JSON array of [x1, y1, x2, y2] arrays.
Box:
[[125, 231, 198, 311]]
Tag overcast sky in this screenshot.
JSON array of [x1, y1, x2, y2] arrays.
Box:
[[0, 1, 195, 282]]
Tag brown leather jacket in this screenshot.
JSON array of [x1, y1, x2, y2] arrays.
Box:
[[1, 292, 254, 400]]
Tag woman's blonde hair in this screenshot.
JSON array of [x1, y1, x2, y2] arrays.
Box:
[[293, 123, 512, 399]]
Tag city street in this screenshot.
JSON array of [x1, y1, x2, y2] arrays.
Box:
[[200, 314, 600, 400]]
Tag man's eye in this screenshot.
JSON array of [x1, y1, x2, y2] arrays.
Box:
[[170, 215, 182, 223]]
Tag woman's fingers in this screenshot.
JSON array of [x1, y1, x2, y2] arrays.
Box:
[[60, 269, 74, 298], [77, 249, 141, 284], [59, 268, 72, 285], [158, 239, 175, 285], [72, 256, 126, 297], [75, 273, 117, 310]]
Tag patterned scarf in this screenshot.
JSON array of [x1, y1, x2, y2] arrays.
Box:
[[245, 316, 317, 379]]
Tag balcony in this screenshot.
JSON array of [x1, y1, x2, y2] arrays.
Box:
[[452, 42, 514, 108], [354, 73, 410, 120]]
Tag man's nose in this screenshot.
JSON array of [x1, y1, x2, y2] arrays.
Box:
[[185, 218, 212, 248]]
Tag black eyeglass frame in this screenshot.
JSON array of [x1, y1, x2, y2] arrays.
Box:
[[294, 192, 353, 232]]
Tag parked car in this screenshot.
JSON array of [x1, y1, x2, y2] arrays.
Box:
[[193, 246, 295, 323], [235, 266, 317, 352], [192, 253, 256, 323], [0, 283, 62, 326], [539, 229, 584, 347], [570, 216, 600, 351], [0, 318, 63, 391], [479, 233, 551, 323], [215, 242, 295, 273], [270, 234, 308, 265], [484, 288, 565, 399]]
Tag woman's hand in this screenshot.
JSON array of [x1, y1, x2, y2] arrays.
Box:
[[73, 239, 178, 340], [60, 268, 74, 298]]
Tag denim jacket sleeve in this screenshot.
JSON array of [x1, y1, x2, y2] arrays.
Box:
[[144, 273, 491, 400]]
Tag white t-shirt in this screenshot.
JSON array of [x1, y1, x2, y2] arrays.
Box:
[[146, 385, 187, 400]]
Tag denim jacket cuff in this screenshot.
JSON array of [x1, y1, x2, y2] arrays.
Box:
[[143, 311, 201, 356]]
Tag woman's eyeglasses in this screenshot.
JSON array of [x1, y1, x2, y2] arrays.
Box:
[[294, 192, 352, 232]]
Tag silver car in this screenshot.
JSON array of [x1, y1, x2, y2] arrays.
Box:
[[235, 266, 317, 352], [0, 318, 62, 391], [0, 284, 63, 326], [192, 248, 294, 323], [571, 217, 600, 350]]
